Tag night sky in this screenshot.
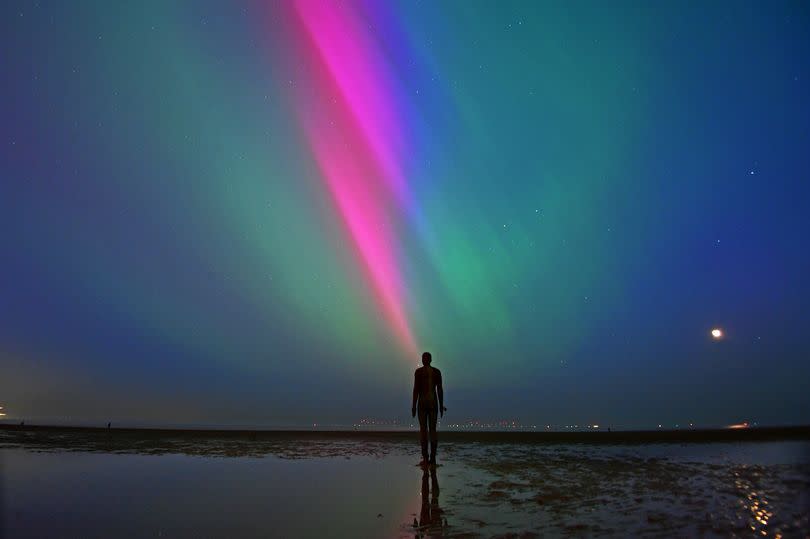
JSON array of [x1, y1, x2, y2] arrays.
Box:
[[2, 1, 809, 428]]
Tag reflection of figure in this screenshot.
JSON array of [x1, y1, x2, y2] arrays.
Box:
[[411, 352, 445, 467], [413, 467, 444, 538]]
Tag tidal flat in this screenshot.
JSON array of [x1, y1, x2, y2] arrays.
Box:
[[1, 426, 808, 538]]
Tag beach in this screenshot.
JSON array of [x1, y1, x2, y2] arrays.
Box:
[[1, 425, 809, 537]]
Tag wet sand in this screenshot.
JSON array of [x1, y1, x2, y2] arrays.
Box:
[[2, 425, 809, 537]]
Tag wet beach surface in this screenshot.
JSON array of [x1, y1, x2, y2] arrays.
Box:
[[1, 427, 809, 538]]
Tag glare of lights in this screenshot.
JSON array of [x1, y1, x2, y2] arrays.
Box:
[[711, 328, 723, 339]]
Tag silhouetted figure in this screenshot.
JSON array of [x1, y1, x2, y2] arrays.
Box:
[[412, 352, 445, 467], [413, 467, 444, 537]]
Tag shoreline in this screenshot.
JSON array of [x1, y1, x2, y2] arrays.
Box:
[[4, 426, 808, 536], [2, 423, 809, 444]]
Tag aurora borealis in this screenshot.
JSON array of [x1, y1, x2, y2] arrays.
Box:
[[2, 1, 809, 427]]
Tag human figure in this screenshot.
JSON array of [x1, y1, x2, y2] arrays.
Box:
[[412, 352, 445, 467], [413, 467, 443, 537]]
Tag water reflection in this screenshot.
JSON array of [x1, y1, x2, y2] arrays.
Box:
[[3, 437, 808, 538], [734, 465, 781, 538], [0, 449, 420, 539], [413, 467, 446, 538]]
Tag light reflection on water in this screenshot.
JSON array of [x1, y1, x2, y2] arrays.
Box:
[[733, 463, 799, 539], [2, 440, 809, 538]]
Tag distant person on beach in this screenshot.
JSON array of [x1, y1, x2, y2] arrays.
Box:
[[412, 351, 445, 467]]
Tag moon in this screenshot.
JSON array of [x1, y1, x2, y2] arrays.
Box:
[[711, 328, 723, 339]]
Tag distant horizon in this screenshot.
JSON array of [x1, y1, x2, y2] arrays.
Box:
[[0, 417, 798, 432]]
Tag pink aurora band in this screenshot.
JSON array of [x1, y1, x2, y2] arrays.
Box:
[[289, 0, 418, 356]]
